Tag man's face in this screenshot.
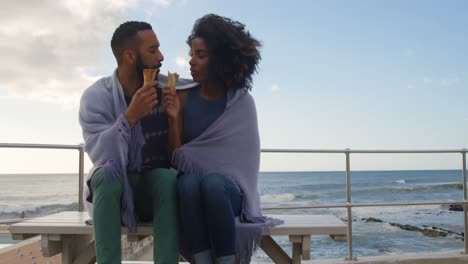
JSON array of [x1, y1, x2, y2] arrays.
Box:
[[135, 29, 164, 81]]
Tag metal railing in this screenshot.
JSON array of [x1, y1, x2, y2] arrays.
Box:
[[0, 143, 85, 211], [261, 148, 468, 260], [1, 143, 467, 259]]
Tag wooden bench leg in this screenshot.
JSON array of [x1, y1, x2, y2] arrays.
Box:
[[302, 235, 311, 260], [41, 234, 62, 257], [289, 235, 311, 263], [60, 235, 95, 264], [260, 235, 292, 264], [72, 239, 96, 264], [289, 235, 302, 264], [127, 234, 148, 242]]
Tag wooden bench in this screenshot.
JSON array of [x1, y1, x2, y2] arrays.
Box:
[[9, 211, 347, 264]]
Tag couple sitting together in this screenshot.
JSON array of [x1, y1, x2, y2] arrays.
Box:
[[79, 14, 281, 264]]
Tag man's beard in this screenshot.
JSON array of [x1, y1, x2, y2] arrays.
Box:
[[135, 54, 162, 83]]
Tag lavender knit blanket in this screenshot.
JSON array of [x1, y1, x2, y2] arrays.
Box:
[[79, 70, 196, 231], [173, 88, 283, 263]]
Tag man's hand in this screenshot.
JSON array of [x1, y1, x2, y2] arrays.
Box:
[[162, 86, 181, 121], [125, 80, 158, 128]]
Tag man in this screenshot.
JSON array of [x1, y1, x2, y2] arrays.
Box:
[[79, 21, 195, 264]]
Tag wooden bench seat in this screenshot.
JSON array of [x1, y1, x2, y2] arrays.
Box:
[[9, 211, 347, 264]]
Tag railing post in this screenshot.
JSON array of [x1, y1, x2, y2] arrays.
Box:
[[462, 149, 467, 254], [345, 149, 355, 261], [78, 143, 85, 212]]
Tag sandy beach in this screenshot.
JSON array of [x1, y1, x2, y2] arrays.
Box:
[[0, 231, 61, 264]]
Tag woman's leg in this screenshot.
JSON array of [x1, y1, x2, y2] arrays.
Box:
[[177, 173, 212, 259], [200, 173, 242, 259]]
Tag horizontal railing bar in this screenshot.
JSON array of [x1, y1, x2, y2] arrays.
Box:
[[0, 143, 81, 150], [349, 201, 467, 207], [2, 143, 466, 154], [0, 218, 32, 225], [261, 148, 467, 154], [262, 201, 467, 210], [263, 204, 346, 210]]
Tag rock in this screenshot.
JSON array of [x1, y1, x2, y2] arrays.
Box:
[[364, 217, 383, 223], [422, 228, 447, 237], [390, 223, 422, 232], [391, 222, 449, 237], [378, 248, 392, 253], [449, 204, 464, 211]]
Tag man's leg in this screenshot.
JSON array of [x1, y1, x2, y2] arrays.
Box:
[[91, 168, 123, 264], [128, 172, 151, 222], [146, 168, 179, 264]]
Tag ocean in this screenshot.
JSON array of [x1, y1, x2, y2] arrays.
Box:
[[0, 170, 466, 261]]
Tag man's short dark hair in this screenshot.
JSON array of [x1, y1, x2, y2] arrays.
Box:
[[111, 21, 152, 65]]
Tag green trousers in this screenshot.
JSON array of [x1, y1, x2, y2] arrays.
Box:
[[91, 168, 179, 264]]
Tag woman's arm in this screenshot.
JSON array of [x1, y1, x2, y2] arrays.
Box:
[[163, 88, 188, 159]]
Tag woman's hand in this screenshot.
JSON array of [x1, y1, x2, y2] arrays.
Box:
[[163, 87, 183, 157], [162, 87, 181, 120]]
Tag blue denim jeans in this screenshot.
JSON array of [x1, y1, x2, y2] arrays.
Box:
[[177, 173, 242, 258]]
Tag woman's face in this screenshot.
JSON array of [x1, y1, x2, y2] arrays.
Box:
[[189, 37, 209, 82]]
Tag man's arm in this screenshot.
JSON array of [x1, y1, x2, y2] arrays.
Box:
[[79, 80, 158, 170], [79, 88, 134, 166]]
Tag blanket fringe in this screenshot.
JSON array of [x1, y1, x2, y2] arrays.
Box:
[[121, 174, 137, 232], [237, 224, 262, 264], [237, 210, 284, 263], [101, 160, 137, 232], [102, 160, 121, 183], [172, 149, 206, 175]]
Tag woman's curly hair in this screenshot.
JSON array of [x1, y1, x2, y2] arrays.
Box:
[[187, 14, 261, 91]]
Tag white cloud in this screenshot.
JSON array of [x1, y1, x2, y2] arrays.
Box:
[[144, 9, 154, 20], [271, 84, 280, 92], [440, 74, 460, 87], [2, 68, 103, 108], [407, 84, 415, 89], [177, 0, 189, 6], [0, 0, 188, 106], [146, 0, 187, 17], [153, 0, 172, 7], [0, 0, 138, 105], [423, 77, 433, 84], [175, 56, 189, 69]]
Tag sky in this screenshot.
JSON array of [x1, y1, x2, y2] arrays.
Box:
[[0, 0, 467, 173]]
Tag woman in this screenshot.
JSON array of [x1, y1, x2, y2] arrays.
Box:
[[164, 14, 281, 264]]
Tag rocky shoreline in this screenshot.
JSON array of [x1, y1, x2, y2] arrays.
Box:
[[340, 205, 465, 241], [359, 216, 465, 241]]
